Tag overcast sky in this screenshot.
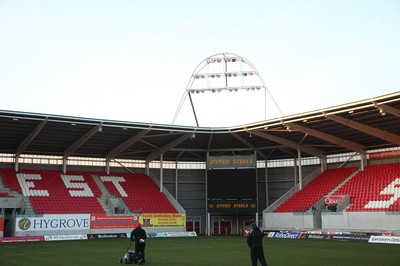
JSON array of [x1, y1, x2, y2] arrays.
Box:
[[1, 0, 399, 127]]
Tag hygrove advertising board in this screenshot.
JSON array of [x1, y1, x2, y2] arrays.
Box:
[[15, 214, 90, 232], [140, 213, 185, 228]]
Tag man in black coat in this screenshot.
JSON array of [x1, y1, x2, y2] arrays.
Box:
[[130, 223, 147, 265], [247, 224, 268, 266]]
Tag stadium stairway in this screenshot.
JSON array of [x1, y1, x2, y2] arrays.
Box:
[[326, 169, 360, 196], [0, 173, 35, 215], [91, 174, 132, 215], [91, 175, 114, 215], [99, 172, 180, 213]]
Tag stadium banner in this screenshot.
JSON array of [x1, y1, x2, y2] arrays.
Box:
[[266, 231, 301, 239], [15, 214, 90, 232], [0, 235, 44, 243], [208, 199, 257, 213], [90, 214, 139, 229], [87, 233, 127, 240], [206, 155, 256, 169], [146, 231, 197, 238], [0, 216, 4, 236], [368, 149, 400, 159], [301, 234, 370, 242], [44, 234, 87, 241], [324, 195, 347, 206], [126, 231, 196, 239], [140, 213, 185, 228], [368, 235, 400, 245]]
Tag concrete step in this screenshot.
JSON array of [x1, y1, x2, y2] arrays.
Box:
[[328, 169, 360, 196], [91, 175, 110, 197]]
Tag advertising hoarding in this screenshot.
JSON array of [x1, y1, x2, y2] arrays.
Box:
[[15, 214, 90, 232]]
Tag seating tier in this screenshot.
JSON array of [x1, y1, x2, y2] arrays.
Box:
[[333, 163, 400, 211], [99, 173, 178, 213], [274, 167, 357, 212], [0, 169, 178, 214], [0, 169, 104, 214]]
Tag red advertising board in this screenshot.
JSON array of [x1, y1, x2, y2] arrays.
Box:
[[368, 149, 400, 160], [0, 236, 44, 243], [324, 195, 347, 206], [0, 217, 4, 234], [90, 214, 139, 229]]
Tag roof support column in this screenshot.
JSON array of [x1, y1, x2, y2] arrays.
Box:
[[145, 162, 149, 176], [175, 160, 179, 200], [320, 157, 327, 172], [62, 157, 67, 174], [298, 149, 303, 190], [360, 152, 367, 171], [159, 153, 163, 193], [105, 160, 110, 174], [265, 158, 269, 208], [15, 156, 19, 172], [293, 156, 298, 186]]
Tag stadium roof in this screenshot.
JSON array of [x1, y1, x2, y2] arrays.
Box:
[[0, 91, 399, 163]]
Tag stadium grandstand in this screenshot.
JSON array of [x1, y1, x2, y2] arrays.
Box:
[[1, 89, 399, 238]]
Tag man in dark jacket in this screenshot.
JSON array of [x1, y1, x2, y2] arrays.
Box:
[[130, 223, 147, 265], [247, 224, 268, 266]]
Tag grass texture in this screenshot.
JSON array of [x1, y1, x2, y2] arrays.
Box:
[[0, 236, 399, 266]]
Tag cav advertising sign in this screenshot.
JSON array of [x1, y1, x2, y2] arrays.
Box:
[[324, 195, 347, 206], [16, 214, 90, 232]]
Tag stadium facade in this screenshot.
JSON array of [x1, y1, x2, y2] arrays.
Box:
[[1, 91, 400, 237]]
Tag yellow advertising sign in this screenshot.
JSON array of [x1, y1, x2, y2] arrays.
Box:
[[140, 213, 186, 228]]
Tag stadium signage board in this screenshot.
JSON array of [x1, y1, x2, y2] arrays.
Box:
[[207, 199, 257, 213], [300, 233, 370, 242], [15, 214, 90, 232], [140, 213, 186, 228], [324, 195, 347, 206], [267, 231, 301, 239], [207, 155, 256, 169], [90, 214, 139, 229], [368, 149, 400, 159], [0, 217, 4, 236], [87, 233, 127, 239], [44, 234, 87, 241], [368, 235, 400, 244], [0, 235, 44, 243]]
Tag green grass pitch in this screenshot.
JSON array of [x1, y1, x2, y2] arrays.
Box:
[[0, 236, 399, 265]]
